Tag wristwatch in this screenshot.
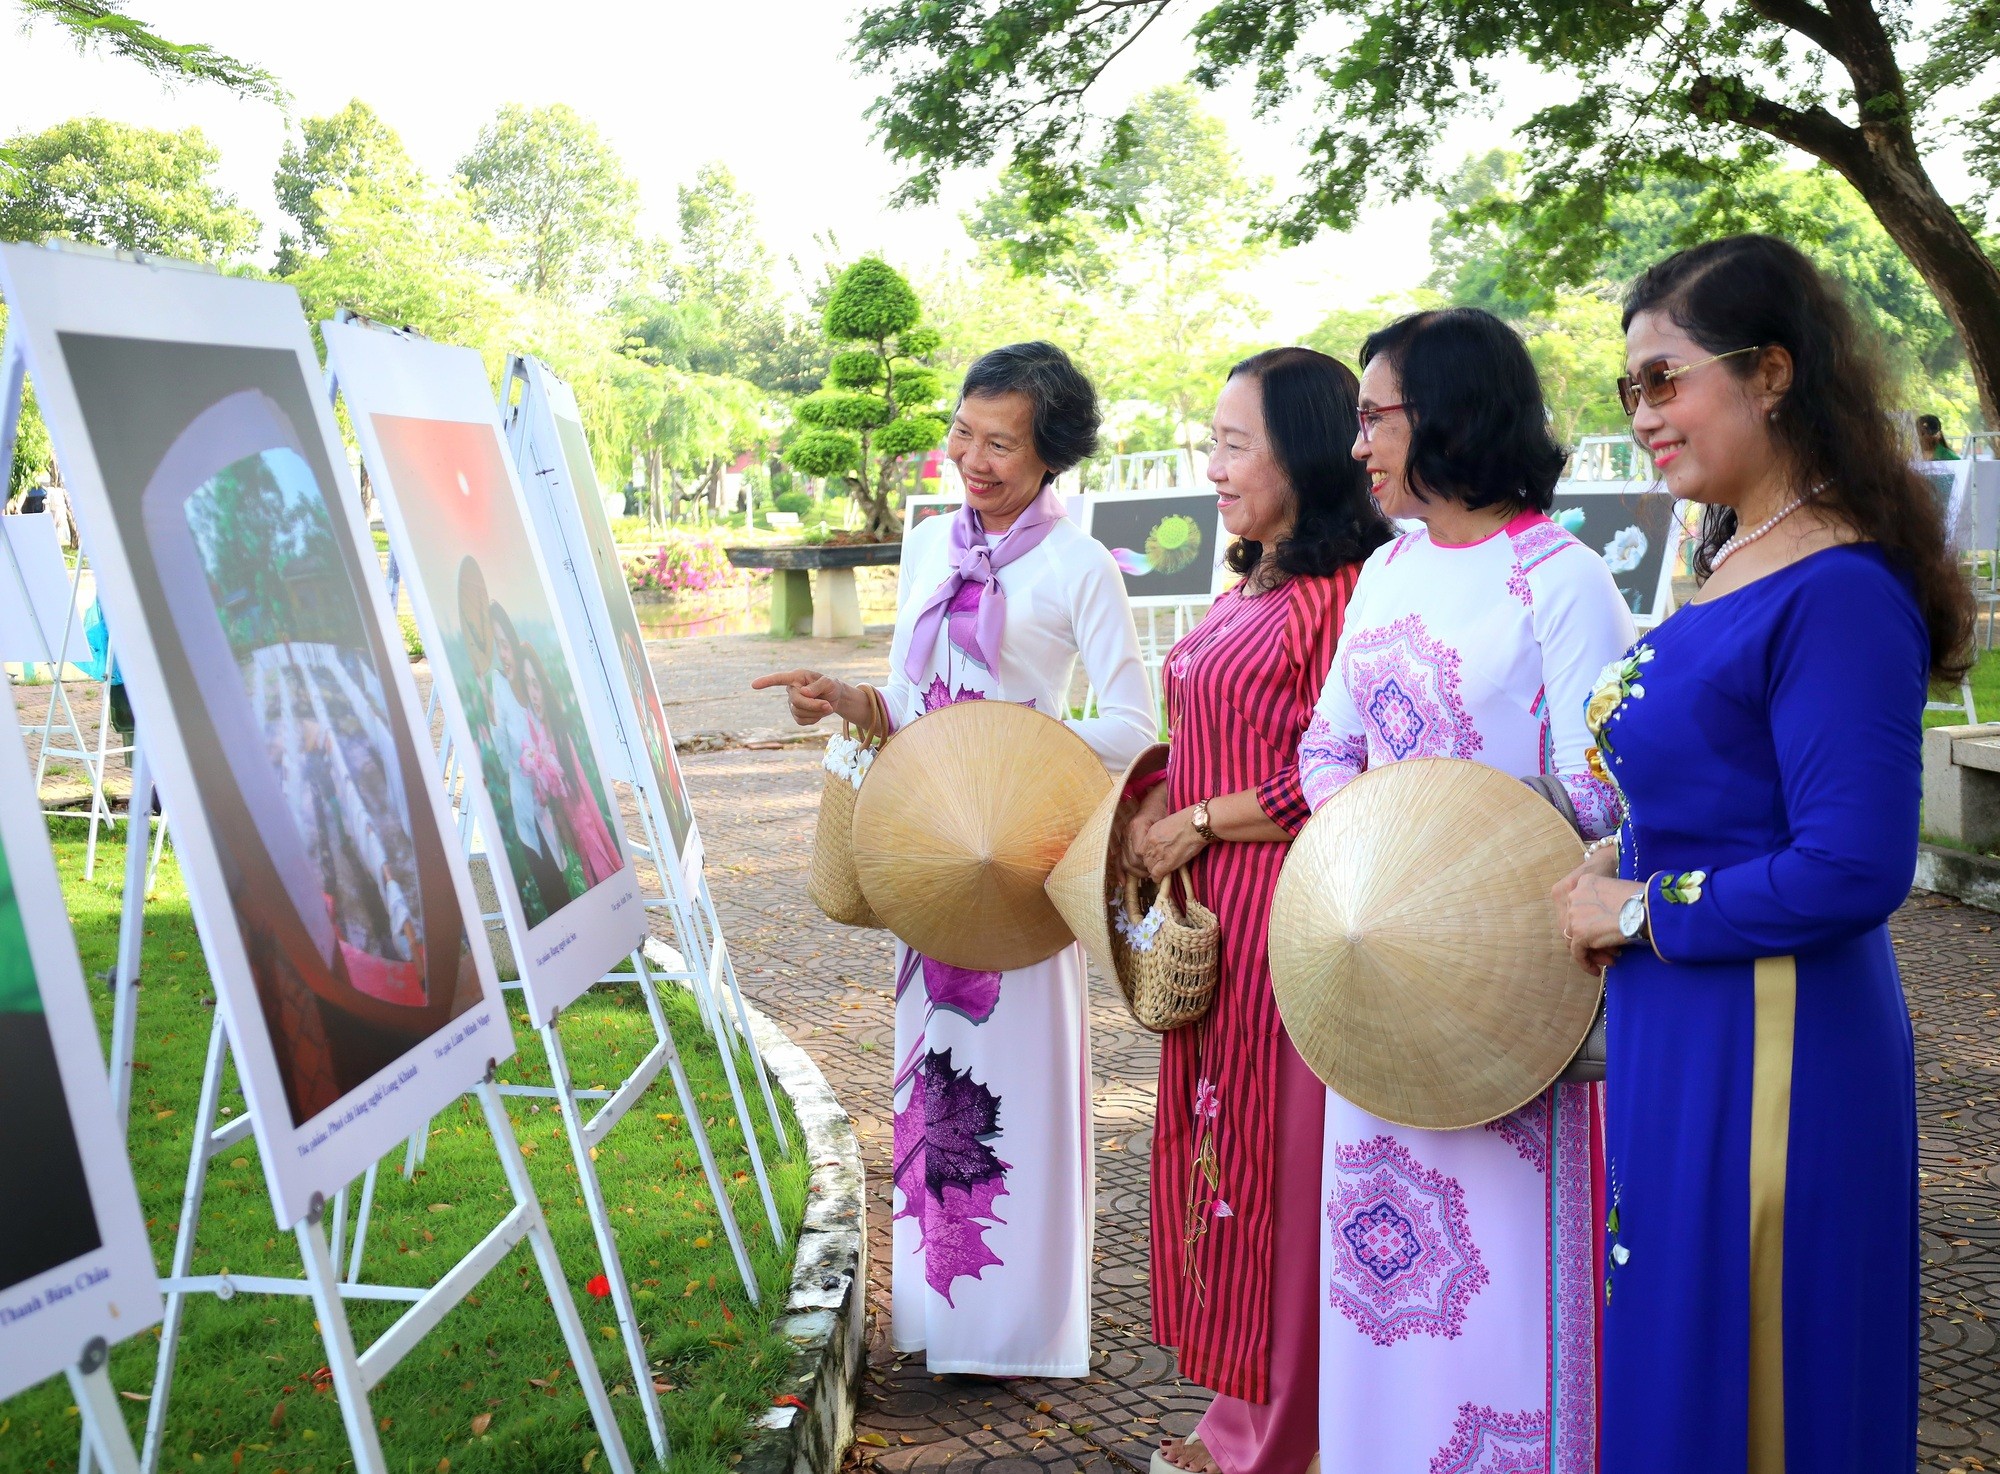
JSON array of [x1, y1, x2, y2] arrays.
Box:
[[1191, 798, 1216, 845], [1616, 889, 1650, 943]]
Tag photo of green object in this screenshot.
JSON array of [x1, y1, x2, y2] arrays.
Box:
[[0, 836, 102, 1292]]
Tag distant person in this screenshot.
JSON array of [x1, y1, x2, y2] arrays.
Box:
[[18, 484, 47, 515], [1917, 413, 1959, 460]]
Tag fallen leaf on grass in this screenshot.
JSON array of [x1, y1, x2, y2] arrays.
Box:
[[585, 1274, 611, 1298], [269, 1401, 285, 1429], [599, 1326, 618, 1340], [118, 1390, 149, 1402], [427, 1203, 452, 1214], [692, 1235, 711, 1249], [471, 1413, 492, 1436], [583, 1451, 598, 1470]]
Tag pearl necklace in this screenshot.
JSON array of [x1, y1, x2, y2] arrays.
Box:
[[1709, 486, 1819, 571]]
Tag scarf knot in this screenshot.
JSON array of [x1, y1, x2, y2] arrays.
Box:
[[902, 485, 1066, 684]]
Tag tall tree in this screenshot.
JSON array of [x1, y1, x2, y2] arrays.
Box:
[[854, 0, 2000, 423], [458, 103, 639, 300], [273, 99, 422, 267], [0, 116, 259, 261], [970, 84, 1268, 454]]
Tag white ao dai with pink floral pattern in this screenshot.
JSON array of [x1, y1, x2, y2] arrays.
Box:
[[1294, 510, 1633, 1474]]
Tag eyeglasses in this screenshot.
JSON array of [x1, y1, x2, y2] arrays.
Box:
[[1356, 403, 1406, 440], [1617, 346, 1763, 416]]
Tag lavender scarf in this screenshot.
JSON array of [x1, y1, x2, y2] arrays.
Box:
[[902, 483, 1067, 683]]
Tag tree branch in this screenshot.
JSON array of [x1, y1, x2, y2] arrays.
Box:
[[1687, 73, 1867, 176], [14, 0, 284, 102], [1737, 0, 1842, 59]]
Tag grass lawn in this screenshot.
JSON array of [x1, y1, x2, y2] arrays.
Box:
[[1925, 642, 2000, 729], [4, 818, 808, 1474]]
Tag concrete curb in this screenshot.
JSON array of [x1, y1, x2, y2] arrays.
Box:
[[644, 939, 867, 1474], [1915, 842, 2000, 913]]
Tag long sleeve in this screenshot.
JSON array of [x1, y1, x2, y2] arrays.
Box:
[[879, 518, 943, 732], [1257, 569, 1354, 833], [1646, 563, 1927, 964], [1529, 549, 1636, 841], [1297, 569, 1375, 813], [1062, 538, 1157, 769]]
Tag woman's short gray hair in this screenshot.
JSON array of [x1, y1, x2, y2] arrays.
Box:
[[958, 341, 1101, 475]]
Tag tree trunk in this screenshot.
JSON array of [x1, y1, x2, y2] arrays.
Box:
[[645, 448, 663, 533], [1838, 138, 2000, 428]]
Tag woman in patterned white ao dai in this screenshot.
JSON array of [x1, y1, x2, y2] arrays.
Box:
[[1294, 310, 1633, 1473]]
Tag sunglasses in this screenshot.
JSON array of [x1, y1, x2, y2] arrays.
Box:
[[1617, 345, 1764, 416]]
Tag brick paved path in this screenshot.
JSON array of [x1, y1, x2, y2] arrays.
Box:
[[682, 743, 2000, 1474]]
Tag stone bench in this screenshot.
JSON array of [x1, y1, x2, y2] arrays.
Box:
[[1924, 722, 2000, 849]]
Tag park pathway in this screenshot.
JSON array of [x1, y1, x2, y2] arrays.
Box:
[[680, 739, 2000, 1474]]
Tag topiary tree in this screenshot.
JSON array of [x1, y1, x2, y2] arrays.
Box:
[[787, 256, 947, 537]]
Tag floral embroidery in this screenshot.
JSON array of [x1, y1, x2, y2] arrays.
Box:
[[892, 1047, 1010, 1304], [1428, 1404, 1547, 1474], [1193, 1077, 1220, 1120], [1325, 1135, 1488, 1345], [1583, 644, 1655, 788], [1299, 712, 1368, 812], [1557, 772, 1624, 842], [1342, 614, 1484, 764], [1503, 517, 1581, 609], [1483, 1096, 1550, 1175], [1660, 869, 1706, 904]]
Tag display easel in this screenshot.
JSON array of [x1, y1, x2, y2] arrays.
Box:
[[140, 1023, 639, 1474], [0, 244, 638, 1474], [499, 358, 789, 1216], [69, 1339, 145, 1474], [323, 318, 769, 1461]]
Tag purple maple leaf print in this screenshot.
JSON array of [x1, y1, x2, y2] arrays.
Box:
[[922, 676, 986, 713], [921, 954, 1002, 1023], [891, 1048, 1011, 1304]]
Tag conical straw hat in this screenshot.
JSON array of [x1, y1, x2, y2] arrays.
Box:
[[1045, 743, 1169, 997], [853, 700, 1111, 971], [1270, 757, 1600, 1130]]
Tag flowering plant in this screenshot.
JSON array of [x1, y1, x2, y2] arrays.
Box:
[[623, 535, 744, 597]]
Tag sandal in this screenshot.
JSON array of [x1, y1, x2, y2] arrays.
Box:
[[1151, 1435, 1214, 1474]]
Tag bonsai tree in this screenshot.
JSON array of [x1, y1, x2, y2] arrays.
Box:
[[786, 256, 947, 536]]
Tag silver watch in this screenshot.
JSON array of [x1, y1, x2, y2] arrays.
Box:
[[1617, 890, 1649, 942]]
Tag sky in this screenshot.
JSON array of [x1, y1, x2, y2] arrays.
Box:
[[0, 1, 1457, 336], [0, 2, 1980, 341]]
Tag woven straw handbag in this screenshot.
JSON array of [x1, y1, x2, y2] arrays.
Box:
[[807, 685, 888, 928], [1115, 868, 1220, 1033]]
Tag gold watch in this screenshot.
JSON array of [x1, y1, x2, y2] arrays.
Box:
[[1191, 798, 1216, 844]]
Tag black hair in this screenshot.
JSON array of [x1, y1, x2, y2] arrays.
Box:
[[1222, 347, 1393, 581], [1623, 233, 1973, 683], [1359, 308, 1566, 512], [958, 340, 1100, 478], [1917, 413, 1944, 436]]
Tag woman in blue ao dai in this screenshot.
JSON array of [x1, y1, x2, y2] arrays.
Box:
[[756, 344, 1154, 1375], [1294, 310, 1631, 1473], [1555, 235, 1975, 1472]]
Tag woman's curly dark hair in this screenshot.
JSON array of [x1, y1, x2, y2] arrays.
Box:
[[1223, 347, 1393, 581], [1622, 233, 1975, 683], [1360, 308, 1567, 512]]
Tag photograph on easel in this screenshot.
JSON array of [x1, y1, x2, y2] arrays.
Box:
[[0, 246, 512, 1228], [323, 320, 644, 1022], [1081, 489, 1228, 606], [0, 675, 160, 1405], [539, 379, 702, 878], [63, 336, 484, 1125], [378, 417, 624, 914]]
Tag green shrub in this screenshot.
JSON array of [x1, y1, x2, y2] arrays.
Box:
[[772, 490, 812, 515]]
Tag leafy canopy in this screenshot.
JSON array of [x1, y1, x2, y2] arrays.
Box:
[[458, 103, 639, 300], [274, 99, 422, 261], [0, 115, 258, 261]]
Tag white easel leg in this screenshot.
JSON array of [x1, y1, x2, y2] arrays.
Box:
[[141, 1014, 233, 1473], [294, 1209, 391, 1474], [631, 947, 760, 1302], [106, 737, 149, 1133], [542, 1016, 672, 1464], [69, 1345, 142, 1474], [473, 1075, 638, 1474], [697, 874, 789, 1157]]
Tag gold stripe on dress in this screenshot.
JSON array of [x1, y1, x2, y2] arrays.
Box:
[[1748, 955, 1797, 1473]]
